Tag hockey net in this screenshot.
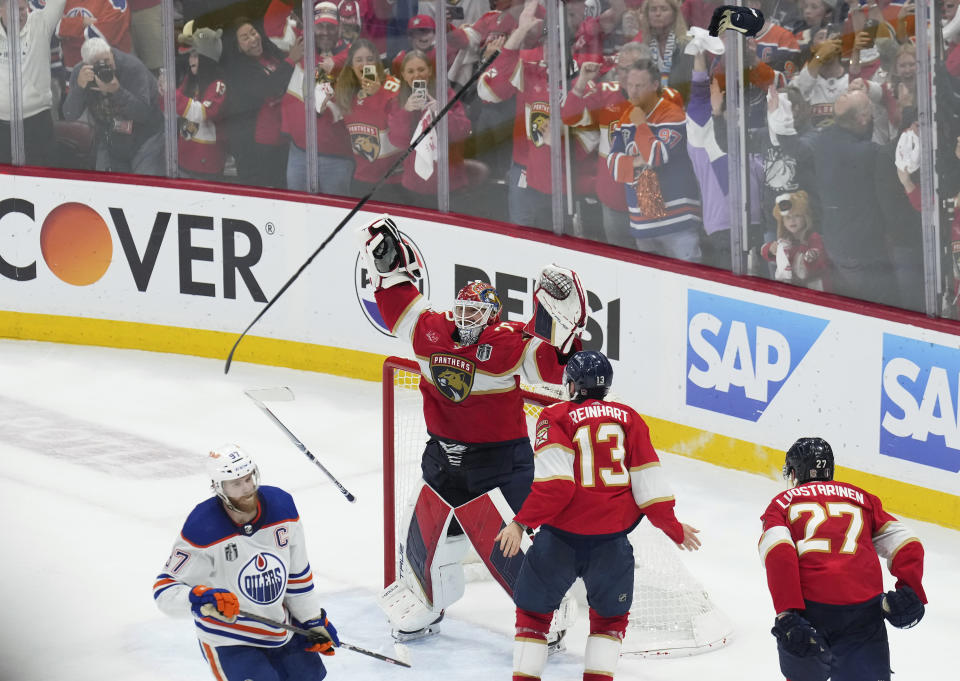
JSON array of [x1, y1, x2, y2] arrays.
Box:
[[382, 356, 733, 657]]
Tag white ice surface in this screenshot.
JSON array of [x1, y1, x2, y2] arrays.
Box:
[[0, 340, 957, 681]]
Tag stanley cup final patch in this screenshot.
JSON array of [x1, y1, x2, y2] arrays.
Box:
[[430, 353, 476, 403]]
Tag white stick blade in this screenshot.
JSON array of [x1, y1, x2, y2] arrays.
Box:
[[244, 387, 295, 403], [393, 643, 412, 666]]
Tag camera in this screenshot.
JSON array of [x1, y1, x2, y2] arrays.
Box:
[[412, 79, 427, 98], [446, 3, 465, 20], [93, 60, 115, 84], [362, 64, 377, 82]]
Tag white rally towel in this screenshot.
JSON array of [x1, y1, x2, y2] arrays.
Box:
[[685, 26, 725, 56], [895, 128, 921, 174], [412, 109, 438, 180]]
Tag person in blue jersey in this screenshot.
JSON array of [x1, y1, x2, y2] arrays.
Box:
[[153, 444, 340, 681]]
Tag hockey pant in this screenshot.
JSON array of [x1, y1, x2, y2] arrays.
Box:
[[198, 633, 326, 681], [783, 596, 891, 681], [512, 528, 633, 681]]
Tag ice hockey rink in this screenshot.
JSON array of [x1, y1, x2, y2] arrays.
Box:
[[1, 339, 958, 681]]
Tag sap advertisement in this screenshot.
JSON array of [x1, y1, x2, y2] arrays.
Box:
[[880, 334, 960, 473], [3, 173, 960, 501]]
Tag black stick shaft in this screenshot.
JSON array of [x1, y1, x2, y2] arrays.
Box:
[[237, 610, 411, 668], [224, 50, 502, 374], [245, 393, 356, 502]]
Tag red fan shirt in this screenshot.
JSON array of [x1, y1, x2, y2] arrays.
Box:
[[344, 76, 403, 184]]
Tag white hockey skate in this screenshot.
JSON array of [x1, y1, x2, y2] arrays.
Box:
[[391, 612, 444, 643]]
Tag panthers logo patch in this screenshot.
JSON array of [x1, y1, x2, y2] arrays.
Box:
[[534, 419, 550, 448], [430, 354, 476, 403], [529, 110, 550, 148], [352, 132, 380, 162]]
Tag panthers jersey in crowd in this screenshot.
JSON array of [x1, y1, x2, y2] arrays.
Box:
[[374, 281, 570, 444], [514, 397, 685, 541], [153, 486, 324, 649], [759, 480, 927, 612], [57, 0, 132, 68]]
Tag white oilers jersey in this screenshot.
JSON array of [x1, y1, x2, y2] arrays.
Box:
[[153, 486, 324, 648]]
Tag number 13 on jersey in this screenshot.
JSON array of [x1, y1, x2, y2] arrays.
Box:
[[573, 423, 630, 487]]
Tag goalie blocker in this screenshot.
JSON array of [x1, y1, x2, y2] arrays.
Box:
[[379, 484, 576, 640]]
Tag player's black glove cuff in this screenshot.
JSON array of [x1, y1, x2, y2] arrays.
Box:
[[772, 611, 829, 658], [882, 585, 925, 629]]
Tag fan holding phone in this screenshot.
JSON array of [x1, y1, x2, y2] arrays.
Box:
[[386, 50, 474, 208]]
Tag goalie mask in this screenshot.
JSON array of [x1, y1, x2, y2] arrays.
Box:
[[563, 350, 613, 402], [207, 443, 261, 512], [453, 281, 501, 345], [783, 437, 834, 485]]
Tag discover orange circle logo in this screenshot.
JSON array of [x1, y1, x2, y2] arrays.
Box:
[[40, 202, 113, 286]]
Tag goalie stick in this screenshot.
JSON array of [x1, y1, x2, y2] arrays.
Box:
[[243, 387, 356, 503], [223, 49, 503, 375], [237, 610, 412, 668]]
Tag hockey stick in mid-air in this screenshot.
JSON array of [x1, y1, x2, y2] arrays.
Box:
[[223, 49, 503, 375], [243, 387, 356, 503], [238, 609, 412, 668]]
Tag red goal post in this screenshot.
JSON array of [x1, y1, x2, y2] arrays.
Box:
[[381, 355, 734, 656]]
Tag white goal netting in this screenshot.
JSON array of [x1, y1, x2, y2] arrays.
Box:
[[382, 357, 733, 656]]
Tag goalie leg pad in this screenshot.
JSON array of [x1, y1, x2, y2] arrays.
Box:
[[398, 481, 455, 608], [453, 488, 531, 597]]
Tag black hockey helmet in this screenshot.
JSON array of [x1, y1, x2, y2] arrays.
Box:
[[563, 350, 613, 402], [784, 437, 834, 485]]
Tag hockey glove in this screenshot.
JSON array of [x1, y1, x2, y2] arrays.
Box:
[[358, 215, 422, 289], [524, 265, 586, 354], [771, 611, 829, 658], [882, 585, 925, 629], [302, 609, 340, 655], [189, 585, 239, 623]]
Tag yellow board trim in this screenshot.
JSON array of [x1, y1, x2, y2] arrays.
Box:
[[3, 310, 957, 530], [0, 311, 386, 381], [644, 415, 960, 531]]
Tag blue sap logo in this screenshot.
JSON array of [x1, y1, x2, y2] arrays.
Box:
[[686, 291, 828, 421], [880, 334, 960, 472]]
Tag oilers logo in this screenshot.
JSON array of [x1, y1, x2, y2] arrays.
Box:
[[685, 290, 828, 422], [237, 552, 287, 604], [354, 230, 429, 336]]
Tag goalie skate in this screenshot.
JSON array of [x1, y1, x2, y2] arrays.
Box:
[[392, 612, 444, 642]]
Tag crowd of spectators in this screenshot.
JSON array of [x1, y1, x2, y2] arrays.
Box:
[[0, 0, 958, 311]]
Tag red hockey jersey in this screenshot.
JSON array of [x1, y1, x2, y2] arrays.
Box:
[[175, 77, 228, 176], [759, 480, 926, 613], [58, 0, 132, 69], [374, 281, 570, 444], [344, 77, 402, 184], [514, 398, 685, 541], [281, 63, 352, 157]]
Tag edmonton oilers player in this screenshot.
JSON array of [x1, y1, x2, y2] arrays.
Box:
[[359, 215, 587, 643], [496, 351, 701, 681], [759, 437, 927, 681], [153, 445, 339, 680]]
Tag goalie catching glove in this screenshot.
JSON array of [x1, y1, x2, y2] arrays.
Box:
[[524, 265, 586, 354], [301, 609, 340, 655], [189, 585, 239, 622], [358, 215, 422, 289]]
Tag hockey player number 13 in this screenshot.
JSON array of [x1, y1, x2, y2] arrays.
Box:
[[573, 424, 630, 488], [788, 502, 864, 556]]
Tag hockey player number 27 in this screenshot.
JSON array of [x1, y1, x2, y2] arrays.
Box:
[[573, 424, 629, 487], [789, 502, 864, 556]]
